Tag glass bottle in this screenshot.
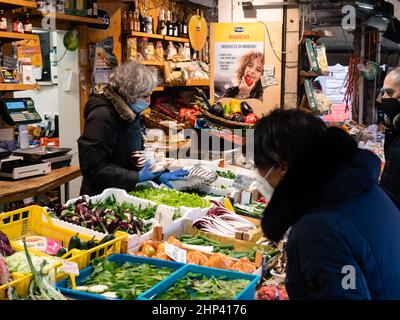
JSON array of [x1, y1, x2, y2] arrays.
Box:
[[159, 8, 167, 35], [128, 10, 134, 32], [22, 13, 32, 34], [13, 17, 23, 33], [146, 15, 153, 34], [0, 10, 7, 31]]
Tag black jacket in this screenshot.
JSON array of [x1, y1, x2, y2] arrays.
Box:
[[380, 128, 400, 201], [262, 128, 400, 299], [77, 86, 144, 196]]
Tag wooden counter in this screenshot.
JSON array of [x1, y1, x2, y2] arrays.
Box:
[[0, 165, 81, 204]]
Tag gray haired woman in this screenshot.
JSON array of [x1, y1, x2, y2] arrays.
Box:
[[78, 61, 188, 196]]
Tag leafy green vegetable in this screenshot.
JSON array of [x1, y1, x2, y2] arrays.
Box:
[[154, 272, 249, 300], [72, 258, 174, 300], [176, 235, 256, 261], [50, 195, 156, 235], [130, 186, 210, 209], [216, 170, 236, 180]]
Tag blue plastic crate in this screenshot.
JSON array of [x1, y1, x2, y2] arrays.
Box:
[[55, 254, 184, 300], [138, 264, 261, 301]]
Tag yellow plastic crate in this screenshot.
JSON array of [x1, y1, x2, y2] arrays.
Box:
[[0, 205, 128, 270], [0, 205, 129, 299], [0, 273, 27, 300]]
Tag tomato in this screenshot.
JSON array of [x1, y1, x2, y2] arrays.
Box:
[[142, 244, 156, 257], [141, 240, 158, 251], [245, 75, 255, 86], [130, 251, 148, 257], [244, 113, 259, 124], [167, 236, 183, 248]]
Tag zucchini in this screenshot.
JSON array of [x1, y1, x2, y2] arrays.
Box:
[[88, 285, 109, 293]]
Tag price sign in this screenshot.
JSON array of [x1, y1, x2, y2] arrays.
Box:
[[165, 242, 187, 264]]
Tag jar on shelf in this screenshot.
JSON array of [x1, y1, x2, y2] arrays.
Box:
[[0, 10, 7, 31], [12, 17, 23, 34]]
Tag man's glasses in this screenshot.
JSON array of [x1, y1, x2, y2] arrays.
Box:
[[379, 88, 396, 97]]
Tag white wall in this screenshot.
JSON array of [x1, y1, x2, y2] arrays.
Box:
[[218, 0, 283, 23], [14, 85, 59, 117], [56, 30, 82, 199], [16, 30, 82, 199]]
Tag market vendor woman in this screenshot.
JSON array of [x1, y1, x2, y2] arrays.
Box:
[[78, 62, 188, 196]]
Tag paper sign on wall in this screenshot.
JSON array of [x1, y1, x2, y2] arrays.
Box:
[[211, 22, 265, 103]]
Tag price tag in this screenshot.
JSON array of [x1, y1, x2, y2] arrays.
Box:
[[62, 260, 79, 276], [233, 174, 255, 190], [261, 75, 278, 88], [264, 64, 275, 76], [165, 242, 187, 264]]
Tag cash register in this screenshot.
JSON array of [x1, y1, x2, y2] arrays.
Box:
[[0, 98, 71, 180], [0, 97, 42, 125]]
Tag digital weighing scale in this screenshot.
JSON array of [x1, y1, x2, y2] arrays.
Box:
[[0, 98, 72, 179]]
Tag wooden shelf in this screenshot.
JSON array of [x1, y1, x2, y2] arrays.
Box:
[[153, 86, 164, 92], [0, 83, 38, 91], [130, 31, 164, 40], [0, 0, 37, 10], [0, 31, 39, 43], [164, 79, 210, 88], [127, 32, 190, 43], [139, 60, 165, 66], [184, 79, 210, 86], [300, 70, 322, 78], [25, 10, 105, 26], [164, 35, 189, 43]]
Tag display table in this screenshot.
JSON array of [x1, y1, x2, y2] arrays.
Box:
[[0, 165, 81, 204]]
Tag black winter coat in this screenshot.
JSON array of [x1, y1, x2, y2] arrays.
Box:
[[380, 128, 400, 202], [77, 86, 144, 196]]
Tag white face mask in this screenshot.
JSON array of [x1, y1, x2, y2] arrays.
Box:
[[254, 163, 276, 198]]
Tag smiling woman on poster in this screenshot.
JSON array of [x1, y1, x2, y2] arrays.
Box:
[[223, 51, 264, 100]]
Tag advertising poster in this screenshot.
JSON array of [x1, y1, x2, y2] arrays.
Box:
[[211, 23, 266, 102]]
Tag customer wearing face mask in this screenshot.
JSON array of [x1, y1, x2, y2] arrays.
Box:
[[378, 67, 400, 202], [254, 109, 400, 299], [78, 62, 188, 196]]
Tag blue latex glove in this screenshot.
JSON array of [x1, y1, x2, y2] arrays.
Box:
[[159, 169, 190, 188], [138, 161, 164, 182]]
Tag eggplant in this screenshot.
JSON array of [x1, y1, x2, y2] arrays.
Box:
[[210, 102, 224, 117], [231, 114, 245, 123], [240, 101, 254, 116]]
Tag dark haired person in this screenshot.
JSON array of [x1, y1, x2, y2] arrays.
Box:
[[254, 109, 400, 299], [379, 67, 400, 202]]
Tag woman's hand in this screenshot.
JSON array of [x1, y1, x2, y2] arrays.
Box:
[[131, 151, 147, 170], [138, 161, 164, 182], [159, 169, 190, 188]]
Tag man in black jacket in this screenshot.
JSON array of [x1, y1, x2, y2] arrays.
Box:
[[78, 62, 188, 196], [379, 67, 400, 201]]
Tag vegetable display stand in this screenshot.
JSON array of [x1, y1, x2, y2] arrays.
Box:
[[55, 254, 184, 300], [0, 205, 128, 270], [138, 264, 260, 300], [52, 188, 209, 251]]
